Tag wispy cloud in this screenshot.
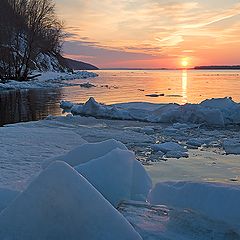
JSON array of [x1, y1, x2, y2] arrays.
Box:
[[57, 0, 240, 67]]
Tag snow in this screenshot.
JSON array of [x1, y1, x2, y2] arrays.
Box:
[[0, 71, 98, 90], [0, 161, 142, 240], [148, 181, 240, 232], [1, 109, 240, 238], [75, 148, 152, 206], [62, 97, 240, 127], [43, 139, 128, 169], [0, 124, 87, 190]]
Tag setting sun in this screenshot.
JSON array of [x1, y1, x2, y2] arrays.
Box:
[[181, 59, 189, 68]]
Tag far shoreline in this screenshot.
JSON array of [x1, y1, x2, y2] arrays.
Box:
[[99, 66, 240, 71]]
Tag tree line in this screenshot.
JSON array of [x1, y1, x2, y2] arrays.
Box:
[[0, 0, 64, 81]]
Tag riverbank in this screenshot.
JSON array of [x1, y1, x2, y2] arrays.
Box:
[[0, 70, 98, 90]]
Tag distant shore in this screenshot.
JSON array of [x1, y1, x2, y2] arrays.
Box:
[[100, 66, 240, 70], [194, 65, 240, 70]]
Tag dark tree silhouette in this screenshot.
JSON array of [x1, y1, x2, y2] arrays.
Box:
[[0, 0, 64, 81]]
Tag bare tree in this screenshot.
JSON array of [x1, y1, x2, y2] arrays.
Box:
[[0, 0, 64, 81]]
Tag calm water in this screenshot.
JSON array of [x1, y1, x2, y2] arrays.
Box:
[[1, 69, 240, 125]]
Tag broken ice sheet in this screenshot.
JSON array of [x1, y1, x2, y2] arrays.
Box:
[[118, 201, 240, 240]]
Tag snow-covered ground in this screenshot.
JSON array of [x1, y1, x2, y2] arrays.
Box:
[[0, 102, 240, 239], [0, 71, 98, 90]]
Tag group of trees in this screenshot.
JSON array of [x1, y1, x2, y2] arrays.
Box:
[[0, 0, 64, 81]]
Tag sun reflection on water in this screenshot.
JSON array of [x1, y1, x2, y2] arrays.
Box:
[[182, 70, 188, 103]]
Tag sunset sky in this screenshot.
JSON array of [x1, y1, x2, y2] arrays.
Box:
[[57, 0, 240, 68]]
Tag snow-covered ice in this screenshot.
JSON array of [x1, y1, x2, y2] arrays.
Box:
[[75, 148, 152, 206], [61, 97, 240, 127], [186, 137, 212, 147], [0, 161, 142, 240], [152, 142, 187, 153], [223, 139, 240, 155], [43, 139, 128, 168], [0, 188, 19, 212], [148, 181, 240, 232], [1, 98, 240, 239], [60, 100, 74, 109], [0, 124, 87, 190]]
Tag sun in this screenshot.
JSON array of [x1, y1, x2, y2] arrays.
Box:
[[181, 58, 189, 68]]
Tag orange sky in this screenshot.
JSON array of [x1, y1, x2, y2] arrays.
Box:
[[57, 0, 240, 68]]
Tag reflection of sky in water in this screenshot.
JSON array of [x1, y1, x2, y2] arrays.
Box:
[[61, 70, 240, 105], [1, 69, 240, 125]]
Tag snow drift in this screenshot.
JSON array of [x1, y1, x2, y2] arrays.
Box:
[[61, 97, 240, 127], [148, 181, 240, 232], [43, 139, 128, 169], [75, 148, 152, 206], [0, 161, 142, 240]]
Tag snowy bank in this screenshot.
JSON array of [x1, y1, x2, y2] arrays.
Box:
[[148, 181, 240, 232], [61, 97, 240, 127], [75, 148, 152, 206], [0, 71, 98, 90], [0, 161, 142, 240]]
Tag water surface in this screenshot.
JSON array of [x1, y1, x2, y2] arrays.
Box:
[[1, 69, 240, 125]]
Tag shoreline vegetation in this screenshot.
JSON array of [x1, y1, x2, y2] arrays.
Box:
[[0, 0, 98, 83], [0, 0, 64, 81]]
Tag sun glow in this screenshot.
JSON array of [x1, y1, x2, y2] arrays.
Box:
[[181, 58, 189, 68]]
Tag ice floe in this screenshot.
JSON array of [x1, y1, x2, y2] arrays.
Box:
[[61, 97, 240, 127], [223, 139, 240, 155], [165, 150, 189, 159], [43, 139, 128, 168], [151, 142, 188, 159], [0, 189, 19, 212], [79, 82, 96, 88], [75, 148, 152, 206], [0, 161, 142, 240], [148, 181, 240, 232], [118, 200, 239, 240], [152, 142, 187, 153], [60, 100, 74, 109]]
